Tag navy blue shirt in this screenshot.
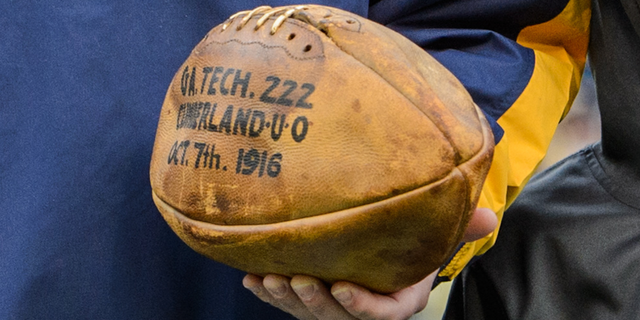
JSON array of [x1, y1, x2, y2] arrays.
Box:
[[0, 0, 572, 318]]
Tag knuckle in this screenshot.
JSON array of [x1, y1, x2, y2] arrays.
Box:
[[278, 297, 300, 309], [249, 287, 273, 303]]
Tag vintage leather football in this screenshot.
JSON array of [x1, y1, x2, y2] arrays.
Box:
[[150, 4, 494, 293]]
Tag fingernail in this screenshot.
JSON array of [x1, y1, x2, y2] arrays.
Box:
[[332, 288, 353, 304], [266, 283, 287, 298], [243, 285, 260, 296], [292, 282, 316, 301]]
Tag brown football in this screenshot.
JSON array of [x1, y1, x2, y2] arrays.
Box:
[[150, 4, 494, 293]]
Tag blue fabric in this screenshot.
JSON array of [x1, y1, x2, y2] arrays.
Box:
[[0, 0, 561, 318], [0, 1, 298, 319]]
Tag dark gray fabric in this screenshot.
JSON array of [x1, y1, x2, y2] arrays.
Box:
[[591, 0, 640, 173], [446, 144, 640, 319], [620, 0, 640, 38]]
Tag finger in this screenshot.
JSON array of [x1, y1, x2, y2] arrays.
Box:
[[462, 207, 498, 243], [262, 274, 318, 320], [243, 274, 277, 304], [243, 274, 316, 320], [290, 275, 357, 320], [331, 271, 437, 320]]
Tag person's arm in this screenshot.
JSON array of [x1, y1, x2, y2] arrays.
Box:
[[589, 0, 640, 183]]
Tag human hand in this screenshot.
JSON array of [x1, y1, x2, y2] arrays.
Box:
[[243, 207, 497, 320]]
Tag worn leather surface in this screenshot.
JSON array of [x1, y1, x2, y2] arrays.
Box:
[[150, 4, 494, 293]]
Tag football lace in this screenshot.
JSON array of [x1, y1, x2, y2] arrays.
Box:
[[221, 5, 309, 35]]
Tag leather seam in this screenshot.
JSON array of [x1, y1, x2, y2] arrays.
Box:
[[201, 19, 326, 61]]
